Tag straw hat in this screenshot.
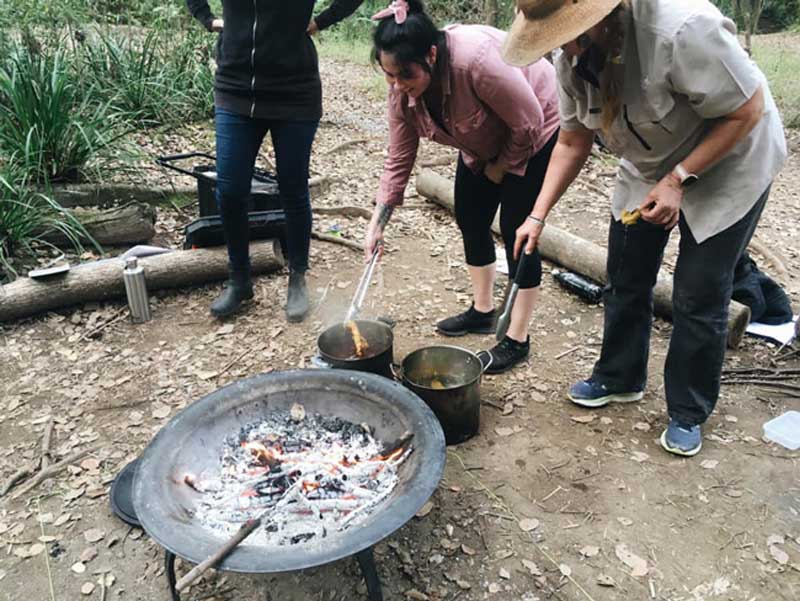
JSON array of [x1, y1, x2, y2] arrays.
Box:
[[502, 0, 621, 67]]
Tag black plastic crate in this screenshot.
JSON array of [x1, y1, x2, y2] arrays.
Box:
[[183, 211, 287, 250], [156, 152, 283, 217], [192, 164, 282, 217]]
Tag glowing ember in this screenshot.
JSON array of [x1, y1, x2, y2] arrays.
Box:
[[345, 320, 370, 358], [184, 407, 411, 547]]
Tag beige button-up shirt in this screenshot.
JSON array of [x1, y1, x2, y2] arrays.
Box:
[[556, 0, 787, 243]]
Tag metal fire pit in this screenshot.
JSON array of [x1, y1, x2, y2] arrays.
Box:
[[133, 369, 445, 600]]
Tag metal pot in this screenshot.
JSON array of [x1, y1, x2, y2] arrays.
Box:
[[316, 319, 394, 378], [398, 345, 483, 445]]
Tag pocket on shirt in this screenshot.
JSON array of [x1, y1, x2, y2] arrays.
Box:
[[622, 91, 677, 153], [453, 107, 489, 134]]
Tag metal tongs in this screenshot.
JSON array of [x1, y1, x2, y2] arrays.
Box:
[[495, 250, 533, 341], [345, 242, 382, 321]]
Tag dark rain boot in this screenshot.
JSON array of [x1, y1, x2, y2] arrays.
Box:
[[210, 271, 253, 318], [286, 271, 310, 323]]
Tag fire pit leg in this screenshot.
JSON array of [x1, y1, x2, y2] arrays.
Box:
[[355, 547, 383, 601], [165, 551, 181, 601]]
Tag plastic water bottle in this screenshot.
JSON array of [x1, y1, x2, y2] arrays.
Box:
[[552, 269, 604, 304], [123, 257, 151, 323]]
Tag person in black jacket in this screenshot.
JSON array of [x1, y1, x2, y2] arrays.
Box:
[[186, 0, 363, 321]]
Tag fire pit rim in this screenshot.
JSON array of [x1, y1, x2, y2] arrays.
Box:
[[132, 369, 445, 574]]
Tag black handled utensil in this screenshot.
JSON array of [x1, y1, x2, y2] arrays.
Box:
[[495, 250, 533, 342]]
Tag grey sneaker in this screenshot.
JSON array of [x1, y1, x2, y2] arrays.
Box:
[[660, 419, 702, 457]]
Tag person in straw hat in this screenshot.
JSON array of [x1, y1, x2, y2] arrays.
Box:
[[364, 0, 561, 374], [507, 0, 787, 456]]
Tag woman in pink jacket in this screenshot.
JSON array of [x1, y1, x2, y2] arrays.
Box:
[[364, 0, 560, 373]]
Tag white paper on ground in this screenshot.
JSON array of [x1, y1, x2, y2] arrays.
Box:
[[745, 315, 798, 345], [496, 247, 509, 275]]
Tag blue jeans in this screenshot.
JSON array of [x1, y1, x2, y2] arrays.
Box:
[[214, 107, 319, 274]]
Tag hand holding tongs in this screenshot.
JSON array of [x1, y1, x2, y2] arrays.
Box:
[[345, 242, 382, 322]]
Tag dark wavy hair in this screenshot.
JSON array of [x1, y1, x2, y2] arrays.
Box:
[[371, 0, 448, 79]]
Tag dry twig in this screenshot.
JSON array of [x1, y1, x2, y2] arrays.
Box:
[[313, 206, 372, 220], [41, 418, 54, 470], [324, 137, 369, 155], [0, 463, 37, 497], [11, 447, 95, 500], [311, 231, 363, 252]]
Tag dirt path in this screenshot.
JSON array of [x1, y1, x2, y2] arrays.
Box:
[[1, 54, 799, 601]]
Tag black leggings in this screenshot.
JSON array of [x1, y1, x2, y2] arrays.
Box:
[[454, 131, 557, 289]]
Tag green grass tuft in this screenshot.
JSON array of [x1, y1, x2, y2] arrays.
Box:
[[753, 38, 800, 128]]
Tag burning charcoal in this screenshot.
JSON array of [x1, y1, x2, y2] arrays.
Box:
[[192, 407, 411, 547], [183, 474, 201, 491], [380, 431, 414, 456]]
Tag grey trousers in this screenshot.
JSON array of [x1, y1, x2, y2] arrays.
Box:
[[591, 187, 770, 425]]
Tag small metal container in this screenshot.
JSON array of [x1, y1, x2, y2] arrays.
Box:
[[123, 257, 151, 323]]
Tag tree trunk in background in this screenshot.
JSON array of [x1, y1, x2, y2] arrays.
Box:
[[485, 0, 499, 26], [733, 0, 766, 55]]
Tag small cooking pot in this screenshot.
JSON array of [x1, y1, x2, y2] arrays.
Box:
[[397, 345, 484, 445], [316, 319, 394, 378]]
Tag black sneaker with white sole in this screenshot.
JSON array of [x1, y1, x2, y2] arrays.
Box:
[[477, 336, 529, 374], [436, 304, 496, 337]]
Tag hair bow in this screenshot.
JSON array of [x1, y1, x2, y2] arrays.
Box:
[[371, 0, 409, 24]]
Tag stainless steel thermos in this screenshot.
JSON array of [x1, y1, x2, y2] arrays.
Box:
[[123, 257, 151, 323]]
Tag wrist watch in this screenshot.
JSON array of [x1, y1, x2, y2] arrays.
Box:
[[673, 163, 699, 188]]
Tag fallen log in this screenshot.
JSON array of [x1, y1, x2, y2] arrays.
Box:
[[0, 240, 285, 323], [41, 203, 156, 247], [416, 169, 750, 349], [47, 177, 330, 209]]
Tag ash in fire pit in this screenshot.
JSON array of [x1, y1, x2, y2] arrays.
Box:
[[184, 403, 411, 547]]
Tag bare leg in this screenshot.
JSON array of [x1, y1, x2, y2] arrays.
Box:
[[468, 263, 496, 313]]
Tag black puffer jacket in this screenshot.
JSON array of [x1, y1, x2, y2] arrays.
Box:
[[186, 0, 363, 121]]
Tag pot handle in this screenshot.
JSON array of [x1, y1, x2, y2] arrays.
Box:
[[377, 315, 397, 330], [477, 351, 494, 374], [390, 362, 403, 381], [311, 355, 333, 370]]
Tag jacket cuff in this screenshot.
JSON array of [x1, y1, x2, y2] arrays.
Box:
[[202, 15, 216, 32], [317, 15, 337, 31], [376, 184, 405, 207]]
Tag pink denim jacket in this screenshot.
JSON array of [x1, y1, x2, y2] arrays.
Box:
[[377, 24, 560, 206]]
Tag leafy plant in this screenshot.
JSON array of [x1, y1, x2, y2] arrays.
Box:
[[0, 168, 99, 279], [78, 28, 215, 127], [0, 41, 122, 184]]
